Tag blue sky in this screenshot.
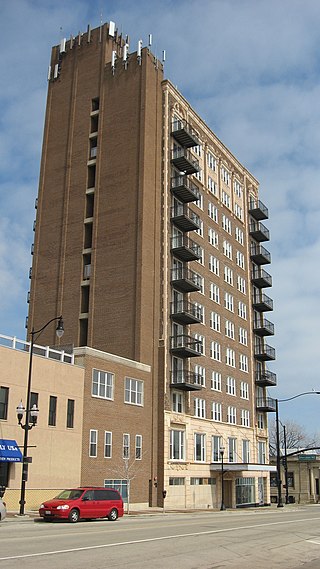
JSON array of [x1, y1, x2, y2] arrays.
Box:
[[1, 0, 320, 433]]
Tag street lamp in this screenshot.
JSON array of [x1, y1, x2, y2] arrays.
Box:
[[275, 391, 320, 509], [220, 445, 226, 511], [16, 315, 64, 515]]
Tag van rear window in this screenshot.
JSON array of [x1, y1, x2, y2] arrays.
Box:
[[93, 489, 120, 500]]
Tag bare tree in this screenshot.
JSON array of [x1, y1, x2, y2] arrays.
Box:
[[269, 419, 319, 456], [107, 453, 148, 515]]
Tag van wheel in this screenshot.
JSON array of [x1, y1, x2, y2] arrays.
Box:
[[108, 508, 118, 521], [68, 508, 80, 523]]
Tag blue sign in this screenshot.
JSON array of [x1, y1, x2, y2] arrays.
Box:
[[0, 439, 23, 462]]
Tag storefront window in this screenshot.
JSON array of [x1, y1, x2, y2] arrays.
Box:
[[236, 477, 255, 505]]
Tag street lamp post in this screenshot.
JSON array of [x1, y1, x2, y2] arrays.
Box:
[[16, 316, 64, 515], [275, 391, 320, 509], [283, 424, 289, 505], [220, 445, 226, 511]]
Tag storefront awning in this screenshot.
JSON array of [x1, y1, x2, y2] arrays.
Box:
[[210, 463, 276, 472], [0, 440, 23, 462]]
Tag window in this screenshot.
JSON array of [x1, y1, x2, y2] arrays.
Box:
[[209, 255, 219, 275], [172, 391, 184, 413], [212, 435, 223, 462], [0, 387, 9, 420], [89, 429, 97, 457], [193, 144, 202, 157], [194, 169, 203, 183], [123, 433, 130, 459], [222, 215, 232, 234], [221, 166, 231, 185], [225, 320, 235, 339], [170, 429, 185, 460], [194, 302, 205, 324], [190, 477, 216, 485], [240, 381, 249, 399], [210, 283, 220, 303], [242, 440, 250, 463], [208, 228, 218, 248], [228, 437, 237, 462], [208, 202, 218, 223], [210, 341, 221, 361], [212, 402, 222, 422], [226, 376, 236, 395], [194, 365, 206, 386], [194, 333, 205, 355], [236, 477, 255, 505], [239, 327, 248, 345], [67, 399, 75, 428], [207, 151, 216, 171], [30, 392, 38, 409], [48, 396, 57, 426], [198, 275, 205, 295], [196, 220, 204, 239], [238, 302, 247, 319], [235, 226, 244, 245], [258, 441, 266, 464], [211, 371, 221, 391], [221, 191, 231, 208], [236, 251, 245, 270], [234, 180, 242, 198], [104, 431, 112, 458], [196, 246, 204, 266], [210, 311, 220, 332], [135, 435, 142, 459], [257, 413, 264, 429], [237, 276, 246, 294], [104, 479, 128, 503], [241, 409, 250, 427], [194, 433, 206, 462], [92, 369, 114, 400], [125, 377, 144, 406], [234, 203, 243, 220], [169, 477, 185, 485], [194, 186, 203, 209], [239, 354, 248, 372], [194, 398, 206, 418], [208, 176, 217, 195], [224, 266, 233, 286], [226, 348, 235, 367], [223, 240, 232, 259], [224, 292, 234, 312]]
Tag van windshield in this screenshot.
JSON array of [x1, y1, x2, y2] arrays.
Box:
[[55, 489, 84, 500]]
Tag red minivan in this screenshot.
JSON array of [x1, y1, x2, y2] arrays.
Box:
[[39, 487, 124, 523]]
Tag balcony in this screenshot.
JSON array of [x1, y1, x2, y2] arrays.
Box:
[[171, 204, 200, 232], [248, 199, 268, 220], [171, 175, 199, 203], [171, 267, 202, 292], [170, 370, 202, 391], [171, 235, 201, 262], [171, 147, 200, 175], [250, 244, 271, 265], [170, 334, 201, 358], [256, 397, 276, 412], [255, 370, 277, 387], [171, 119, 200, 148], [249, 221, 270, 242], [252, 292, 273, 312], [254, 343, 276, 361], [253, 318, 275, 336], [171, 300, 202, 325], [251, 268, 272, 288]]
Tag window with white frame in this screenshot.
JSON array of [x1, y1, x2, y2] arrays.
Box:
[[208, 176, 217, 195], [242, 439, 250, 463], [212, 402, 222, 422], [241, 409, 250, 427], [104, 431, 112, 458], [226, 375, 236, 395], [89, 429, 98, 457], [224, 292, 234, 312], [172, 391, 184, 413], [92, 369, 114, 400], [210, 283, 220, 303], [194, 433, 206, 462], [170, 429, 185, 461], [234, 180, 242, 198], [208, 202, 218, 223], [240, 381, 249, 399], [210, 341, 221, 361], [212, 435, 222, 462], [258, 441, 266, 464], [237, 276, 246, 294], [135, 434, 142, 459], [194, 365, 206, 386], [194, 169, 203, 183], [198, 275, 205, 295], [210, 311, 221, 332], [125, 377, 144, 406], [193, 144, 202, 157], [234, 203, 243, 220], [238, 302, 247, 319], [194, 187, 203, 209], [123, 433, 130, 458], [236, 251, 245, 269], [223, 240, 232, 259], [221, 166, 231, 185], [221, 191, 231, 208], [239, 327, 248, 345], [196, 246, 204, 266], [194, 302, 205, 324], [239, 354, 249, 372], [225, 320, 235, 339], [211, 371, 222, 391], [209, 255, 219, 275], [207, 151, 216, 171], [228, 437, 237, 462], [194, 333, 205, 355], [196, 220, 204, 238], [224, 266, 233, 286], [235, 226, 244, 245], [208, 228, 219, 248], [222, 214, 232, 234], [257, 413, 264, 429], [227, 406, 237, 424], [194, 397, 206, 418], [226, 347, 236, 367]]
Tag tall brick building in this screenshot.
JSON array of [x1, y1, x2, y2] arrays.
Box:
[[27, 20, 277, 508]]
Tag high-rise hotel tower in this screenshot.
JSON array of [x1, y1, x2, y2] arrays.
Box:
[[27, 21, 276, 508]]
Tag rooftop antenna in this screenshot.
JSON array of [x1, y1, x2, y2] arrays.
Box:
[[111, 50, 117, 75], [137, 39, 142, 65], [123, 43, 129, 69], [109, 21, 115, 37], [99, 11, 103, 42], [162, 50, 166, 63], [148, 34, 152, 49]]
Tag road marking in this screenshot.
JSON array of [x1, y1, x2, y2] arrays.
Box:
[[1, 516, 320, 561]]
